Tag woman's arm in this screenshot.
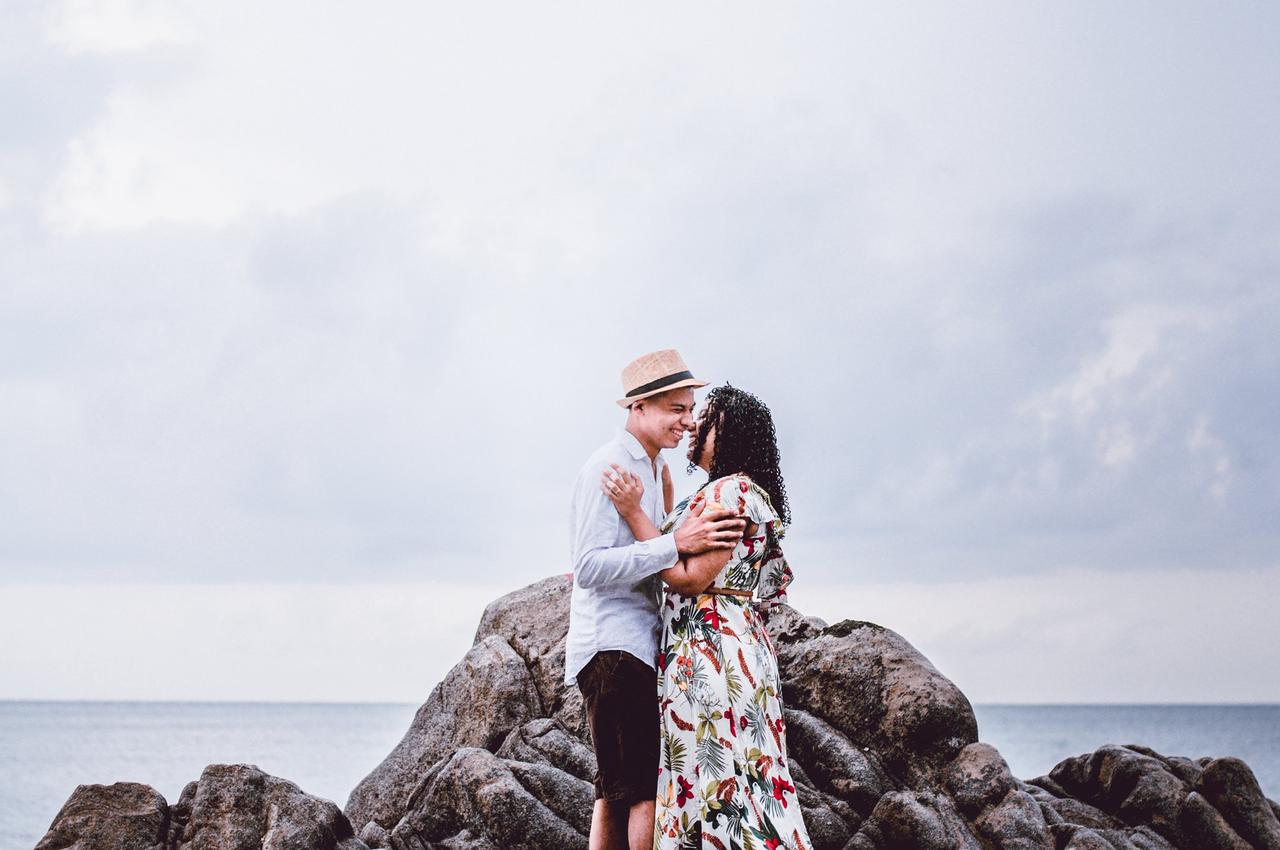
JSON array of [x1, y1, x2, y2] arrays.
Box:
[[659, 547, 733, 595], [662, 464, 674, 515], [602, 466, 746, 590]]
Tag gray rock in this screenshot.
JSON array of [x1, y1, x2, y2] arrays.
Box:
[[764, 603, 828, 645], [345, 634, 542, 832], [388, 748, 586, 850], [1177, 790, 1253, 850], [1196, 757, 1280, 850], [358, 821, 390, 849], [38, 766, 365, 850], [943, 742, 1015, 817], [1041, 797, 1127, 830], [775, 619, 977, 787], [472, 574, 574, 718], [785, 707, 893, 816], [494, 718, 596, 783], [857, 790, 984, 850], [179, 763, 364, 850], [36, 782, 169, 850], [972, 788, 1052, 849]]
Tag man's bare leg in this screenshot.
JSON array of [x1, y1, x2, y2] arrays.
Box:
[[628, 798, 655, 850], [589, 799, 627, 850]]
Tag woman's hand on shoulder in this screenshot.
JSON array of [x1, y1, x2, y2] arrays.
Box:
[[602, 463, 645, 518]]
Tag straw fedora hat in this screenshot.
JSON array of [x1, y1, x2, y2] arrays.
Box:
[[616, 348, 708, 408]]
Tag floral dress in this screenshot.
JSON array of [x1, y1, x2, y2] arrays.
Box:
[[653, 474, 810, 850]]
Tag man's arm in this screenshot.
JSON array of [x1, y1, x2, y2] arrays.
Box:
[[571, 460, 680, 589]]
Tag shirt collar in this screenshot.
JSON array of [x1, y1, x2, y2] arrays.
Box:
[[616, 427, 666, 468]]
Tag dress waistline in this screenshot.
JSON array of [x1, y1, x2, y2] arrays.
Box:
[[703, 587, 753, 599]]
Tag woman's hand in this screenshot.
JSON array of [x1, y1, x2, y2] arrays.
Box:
[[661, 463, 674, 514], [602, 463, 645, 520]]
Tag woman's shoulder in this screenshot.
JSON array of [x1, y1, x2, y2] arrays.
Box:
[[701, 473, 782, 523]]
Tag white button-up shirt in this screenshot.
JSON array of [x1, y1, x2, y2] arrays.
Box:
[[564, 427, 679, 685]]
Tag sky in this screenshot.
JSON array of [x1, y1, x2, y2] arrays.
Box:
[[1, 1, 1278, 704]]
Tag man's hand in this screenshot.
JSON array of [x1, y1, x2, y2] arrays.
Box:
[[675, 499, 746, 556]]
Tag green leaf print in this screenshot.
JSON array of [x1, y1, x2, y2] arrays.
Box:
[[696, 731, 728, 777], [743, 701, 766, 747], [724, 658, 743, 703], [663, 730, 687, 774]]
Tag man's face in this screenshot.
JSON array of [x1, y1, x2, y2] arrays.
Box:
[[635, 388, 696, 450]]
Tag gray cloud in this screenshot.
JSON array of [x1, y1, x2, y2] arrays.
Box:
[[1, 1, 1277, 596]]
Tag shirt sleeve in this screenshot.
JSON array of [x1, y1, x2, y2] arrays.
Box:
[[571, 459, 679, 589]]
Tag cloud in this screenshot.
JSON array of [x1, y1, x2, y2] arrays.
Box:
[[0, 0, 1277, 606]]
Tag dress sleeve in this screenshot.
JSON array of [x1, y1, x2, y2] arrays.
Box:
[[699, 475, 793, 606]]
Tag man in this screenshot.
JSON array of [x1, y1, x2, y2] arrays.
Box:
[[567, 349, 746, 850]]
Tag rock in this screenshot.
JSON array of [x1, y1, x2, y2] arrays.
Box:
[[784, 707, 892, 816], [972, 788, 1052, 849], [494, 718, 596, 783], [36, 766, 364, 850], [179, 763, 364, 850], [857, 790, 984, 850], [775, 618, 978, 786], [1196, 757, 1280, 850], [36, 782, 169, 850], [345, 634, 542, 831], [388, 748, 587, 850], [1178, 791, 1253, 850], [764, 602, 828, 645], [943, 742, 1016, 817], [358, 821, 390, 849], [1041, 797, 1127, 830], [473, 575, 574, 718]]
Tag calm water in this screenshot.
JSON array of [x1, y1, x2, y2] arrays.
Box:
[[3, 702, 1277, 850]]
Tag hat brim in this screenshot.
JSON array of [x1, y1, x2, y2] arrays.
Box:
[[616, 378, 709, 408]]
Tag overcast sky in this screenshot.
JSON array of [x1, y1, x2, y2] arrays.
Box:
[[2, 1, 1277, 703]]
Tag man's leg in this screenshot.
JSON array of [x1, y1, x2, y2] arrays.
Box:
[[590, 799, 628, 850], [627, 798, 655, 850]]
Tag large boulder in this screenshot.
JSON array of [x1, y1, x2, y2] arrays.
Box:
[[36, 783, 169, 850], [344, 634, 543, 832], [773, 617, 979, 787], [37, 765, 364, 850]]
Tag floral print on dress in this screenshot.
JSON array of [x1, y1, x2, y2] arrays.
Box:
[[654, 474, 809, 850]]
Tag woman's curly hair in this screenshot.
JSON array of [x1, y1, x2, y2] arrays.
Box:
[[688, 384, 790, 525]]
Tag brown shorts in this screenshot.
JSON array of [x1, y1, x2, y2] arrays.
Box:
[[576, 650, 659, 805]]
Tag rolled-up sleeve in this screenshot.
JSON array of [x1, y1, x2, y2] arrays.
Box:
[[571, 462, 679, 589]]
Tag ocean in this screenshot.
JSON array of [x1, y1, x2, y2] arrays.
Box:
[[3, 702, 1277, 850]]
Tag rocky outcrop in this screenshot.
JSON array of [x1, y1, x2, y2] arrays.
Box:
[[38, 575, 1279, 850], [338, 575, 1278, 850], [37, 764, 365, 850]]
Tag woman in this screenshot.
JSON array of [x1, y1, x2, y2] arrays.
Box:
[[603, 384, 810, 850]]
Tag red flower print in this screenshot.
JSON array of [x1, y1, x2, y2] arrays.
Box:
[[723, 707, 735, 736], [676, 775, 694, 806], [772, 776, 795, 805], [739, 480, 749, 493], [765, 840, 781, 850]]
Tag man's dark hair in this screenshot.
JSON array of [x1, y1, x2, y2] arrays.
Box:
[[688, 384, 790, 524]]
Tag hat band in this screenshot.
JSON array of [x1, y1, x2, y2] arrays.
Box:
[[625, 370, 694, 398]]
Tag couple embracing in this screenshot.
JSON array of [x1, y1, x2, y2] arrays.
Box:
[[566, 349, 811, 850]]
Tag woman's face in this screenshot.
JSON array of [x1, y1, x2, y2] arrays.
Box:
[[687, 406, 716, 472]]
